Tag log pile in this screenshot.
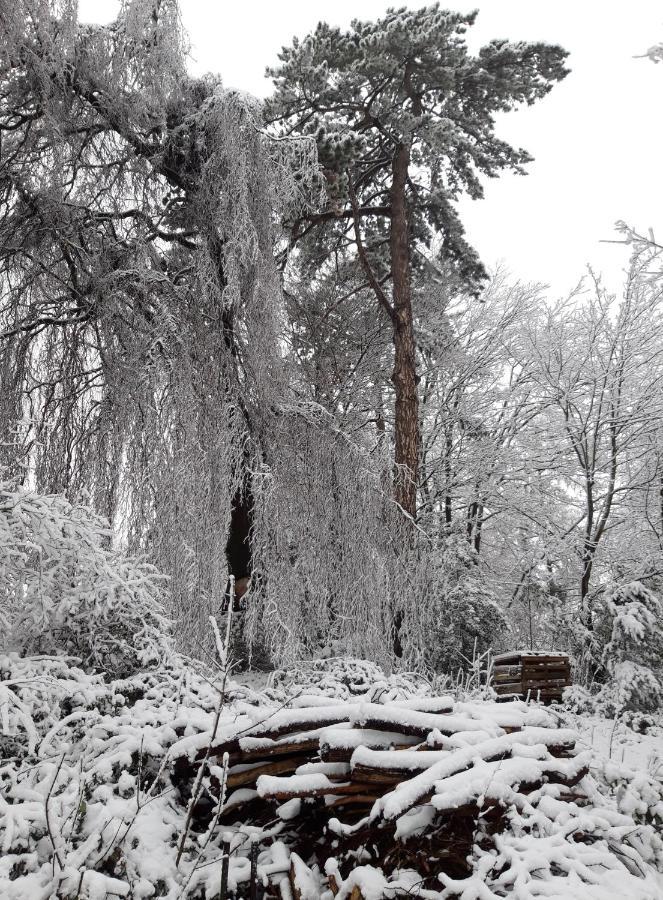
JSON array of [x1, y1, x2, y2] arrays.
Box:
[[174, 692, 591, 896], [491, 651, 571, 703]]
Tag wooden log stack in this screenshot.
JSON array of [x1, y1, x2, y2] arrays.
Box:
[[491, 651, 571, 703], [173, 692, 589, 896]]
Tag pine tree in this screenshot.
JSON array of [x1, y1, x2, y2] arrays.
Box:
[[267, 5, 569, 519], [600, 581, 663, 713]]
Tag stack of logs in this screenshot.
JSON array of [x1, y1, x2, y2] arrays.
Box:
[[491, 651, 572, 703], [174, 693, 589, 896]]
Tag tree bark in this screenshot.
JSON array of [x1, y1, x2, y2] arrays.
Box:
[[390, 142, 419, 521], [444, 425, 454, 528]]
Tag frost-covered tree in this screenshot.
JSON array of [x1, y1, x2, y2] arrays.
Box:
[[403, 526, 506, 674], [518, 273, 663, 639], [416, 274, 543, 542], [0, 0, 337, 653], [267, 5, 568, 518]]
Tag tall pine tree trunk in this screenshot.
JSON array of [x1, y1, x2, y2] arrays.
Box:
[[390, 142, 419, 521]]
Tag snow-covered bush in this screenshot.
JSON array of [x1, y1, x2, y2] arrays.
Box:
[[599, 581, 663, 713], [0, 481, 171, 676], [562, 683, 599, 715], [0, 652, 226, 899], [600, 757, 663, 830], [267, 656, 431, 701], [406, 530, 506, 676]]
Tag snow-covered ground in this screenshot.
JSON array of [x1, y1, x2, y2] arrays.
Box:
[[1, 653, 662, 899], [573, 713, 662, 775]]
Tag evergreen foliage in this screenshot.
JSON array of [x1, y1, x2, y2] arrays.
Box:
[[267, 4, 569, 522], [600, 582, 663, 713], [267, 4, 569, 284]]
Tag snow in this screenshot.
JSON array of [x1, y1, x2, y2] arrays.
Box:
[[296, 761, 350, 777], [493, 650, 568, 661], [1, 652, 662, 900], [351, 702, 503, 736], [257, 771, 347, 798], [319, 725, 419, 751], [334, 865, 389, 900], [234, 703, 362, 736], [276, 798, 301, 820], [390, 696, 455, 713], [453, 699, 555, 729], [351, 726, 577, 774], [239, 727, 331, 753], [289, 852, 320, 899]]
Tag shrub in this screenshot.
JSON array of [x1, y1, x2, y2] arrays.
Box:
[[0, 481, 171, 676], [410, 529, 507, 675]]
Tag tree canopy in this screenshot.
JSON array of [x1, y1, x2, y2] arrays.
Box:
[[267, 5, 568, 520], [269, 6, 568, 284]]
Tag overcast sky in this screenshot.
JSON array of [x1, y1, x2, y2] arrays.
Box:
[[80, 1, 663, 297]]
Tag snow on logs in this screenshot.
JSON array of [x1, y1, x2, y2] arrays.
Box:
[[172, 694, 602, 894], [181, 697, 588, 817]]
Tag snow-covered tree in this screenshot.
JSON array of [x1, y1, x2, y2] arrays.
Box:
[[402, 526, 506, 675], [0, 1, 486, 669], [0, 0, 324, 653], [520, 271, 663, 643], [267, 5, 568, 519], [598, 581, 663, 712]]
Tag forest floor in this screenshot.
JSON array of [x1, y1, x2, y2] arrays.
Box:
[[1, 653, 662, 899], [574, 712, 663, 779]]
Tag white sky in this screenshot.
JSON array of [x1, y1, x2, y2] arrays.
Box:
[[80, 0, 663, 297]]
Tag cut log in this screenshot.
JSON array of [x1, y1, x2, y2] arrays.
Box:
[[321, 742, 416, 764], [325, 793, 382, 809], [494, 679, 569, 694], [347, 766, 403, 786], [492, 664, 521, 677], [239, 733, 325, 761], [521, 669, 570, 680], [350, 704, 500, 739], [227, 757, 303, 789], [319, 727, 419, 763]]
